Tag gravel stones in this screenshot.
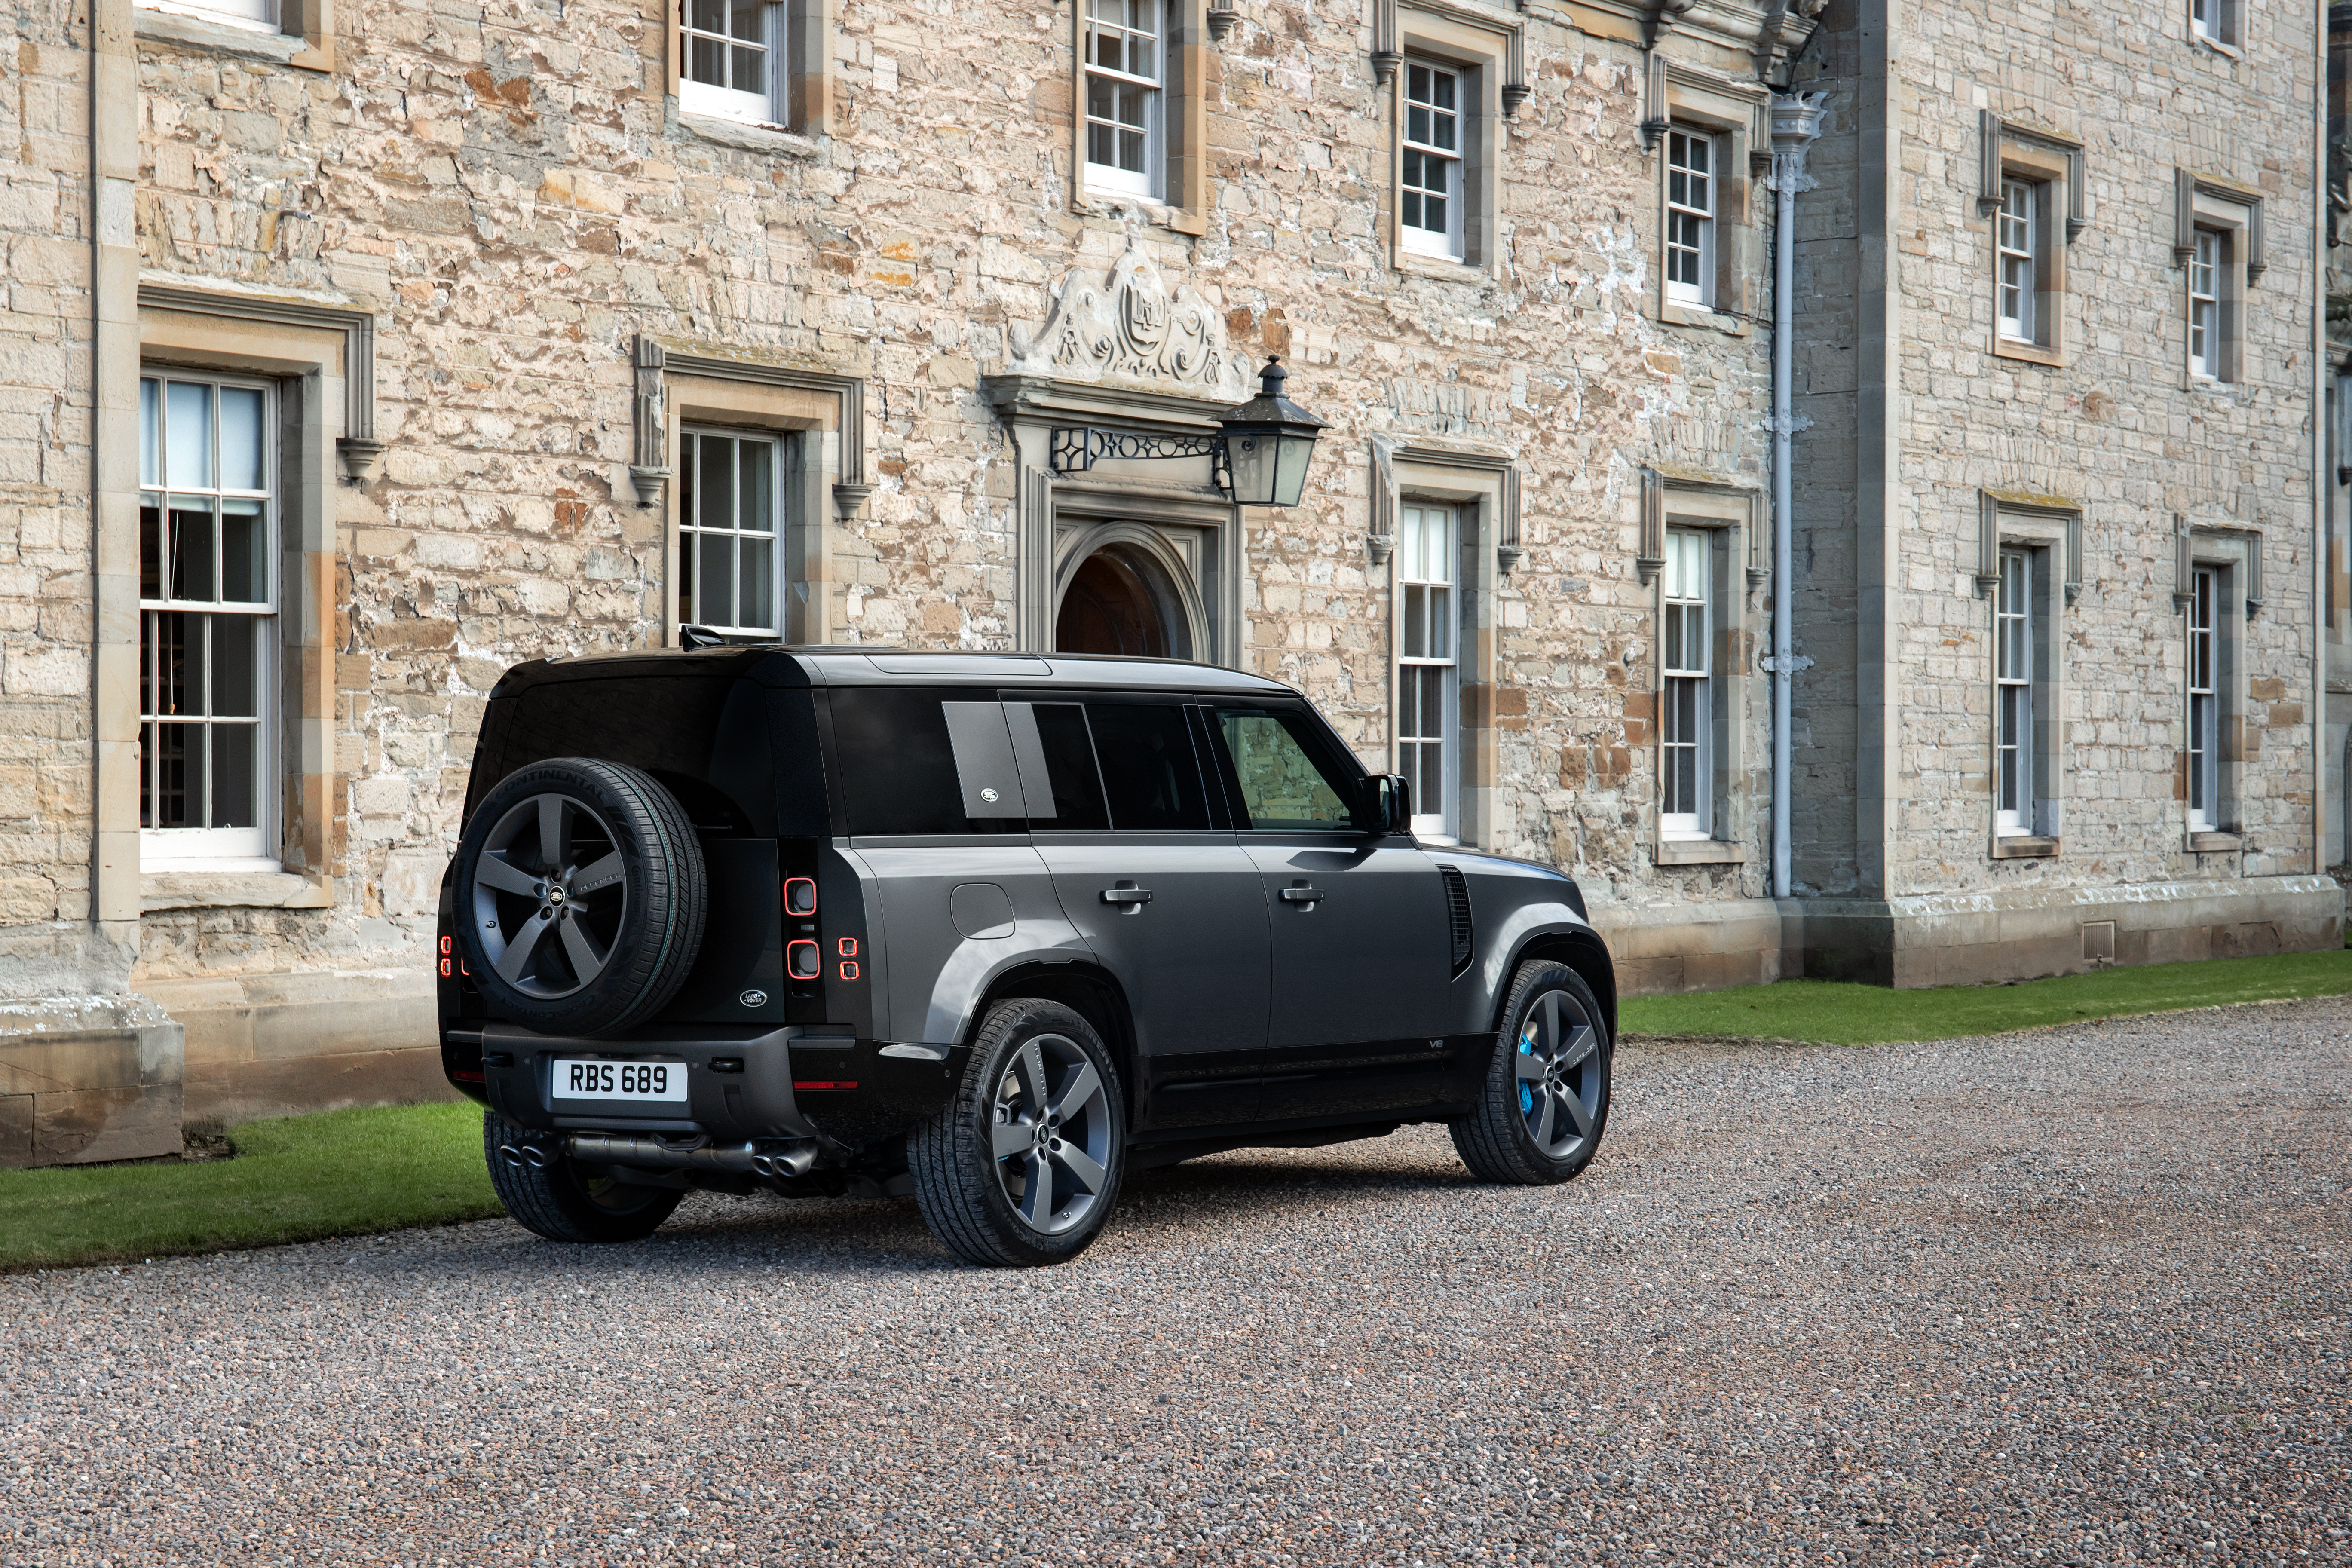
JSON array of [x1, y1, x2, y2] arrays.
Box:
[[3, 996, 2348, 1565]]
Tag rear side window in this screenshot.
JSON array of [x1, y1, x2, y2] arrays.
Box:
[[1087, 702, 1212, 831], [1012, 702, 1112, 831], [827, 688, 990, 836]]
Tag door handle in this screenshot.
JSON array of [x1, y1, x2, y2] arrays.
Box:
[[1280, 884, 1324, 905], [1100, 886, 1154, 906]]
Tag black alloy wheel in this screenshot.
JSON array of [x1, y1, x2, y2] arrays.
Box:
[[453, 758, 706, 1038], [912, 998, 1127, 1267], [1452, 959, 1613, 1185]]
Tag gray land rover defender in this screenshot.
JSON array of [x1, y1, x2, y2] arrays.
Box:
[[437, 647, 1616, 1266]]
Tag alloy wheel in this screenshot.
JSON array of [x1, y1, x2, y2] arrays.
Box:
[[989, 1033, 1115, 1235], [469, 793, 629, 999], [1515, 989, 1603, 1161]]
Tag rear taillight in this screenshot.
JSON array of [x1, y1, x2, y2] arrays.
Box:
[[784, 878, 817, 916], [787, 941, 821, 980]]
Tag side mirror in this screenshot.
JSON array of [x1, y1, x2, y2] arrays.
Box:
[[1357, 773, 1412, 835]]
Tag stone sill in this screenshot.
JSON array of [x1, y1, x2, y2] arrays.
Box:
[[1994, 336, 2064, 369], [1989, 834, 2061, 860], [133, 7, 304, 64], [1070, 195, 1208, 237], [1660, 301, 1751, 338], [1654, 839, 1746, 866], [1391, 246, 1494, 286], [677, 112, 820, 159], [2188, 831, 2244, 854], [142, 870, 333, 913]]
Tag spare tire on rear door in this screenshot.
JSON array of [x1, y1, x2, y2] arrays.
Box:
[[453, 757, 707, 1038]]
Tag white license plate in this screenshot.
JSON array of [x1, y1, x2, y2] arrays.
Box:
[[552, 1058, 689, 1104]]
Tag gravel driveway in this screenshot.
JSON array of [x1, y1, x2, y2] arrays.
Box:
[[3, 997, 2347, 1567]]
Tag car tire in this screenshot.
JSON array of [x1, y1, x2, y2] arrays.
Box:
[[453, 757, 706, 1038], [483, 1111, 684, 1243], [911, 999, 1127, 1267], [1451, 959, 1612, 1185]]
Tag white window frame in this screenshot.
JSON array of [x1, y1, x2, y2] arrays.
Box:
[[1083, 0, 1164, 201], [680, 0, 781, 126], [1400, 59, 1465, 261], [679, 426, 786, 639], [1397, 502, 1459, 840], [1994, 548, 2033, 838], [136, 0, 279, 34], [2190, 0, 2239, 48], [1664, 127, 1716, 310], [2187, 565, 2219, 832], [2189, 227, 2223, 381], [1658, 528, 1712, 840], [1997, 178, 2036, 343], [139, 371, 279, 870]]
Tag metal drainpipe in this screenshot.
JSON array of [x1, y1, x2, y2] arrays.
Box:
[[1767, 92, 1827, 902]]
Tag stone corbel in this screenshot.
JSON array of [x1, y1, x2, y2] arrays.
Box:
[[1207, 1, 1238, 42], [1501, 28, 1528, 117], [1638, 52, 1669, 151], [1974, 491, 2002, 598], [1372, 0, 1400, 86], [2064, 511, 2084, 606], [628, 334, 671, 509], [2172, 513, 2195, 614], [1369, 439, 1398, 565], [1636, 466, 1666, 585]]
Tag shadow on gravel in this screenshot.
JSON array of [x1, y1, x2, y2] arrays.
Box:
[[435, 1135, 1478, 1277]]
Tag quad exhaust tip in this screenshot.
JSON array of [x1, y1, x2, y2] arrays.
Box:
[[498, 1142, 557, 1170]]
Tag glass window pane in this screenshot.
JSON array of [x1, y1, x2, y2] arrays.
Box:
[[211, 615, 259, 718], [1028, 702, 1111, 831], [738, 439, 775, 536], [1087, 702, 1209, 831], [698, 530, 735, 629], [165, 382, 213, 489], [1215, 708, 1356, 830], [727, 0, 763, 39], [739, 535, 774, 633], [141, 499, 162, 600], [221, 498, 266, 603], [698, 435, 734, 525], [1427, 584, 1451, 660], [211, 724, 258, 830], [141, 379, 160, 489], [731, 44, 763, 90], [168, 499, 216, 602], [691, 32, 723, 85], [1403, 583, 1427, 658], [218, 387, 265, 492], [151, 721, 200, 829]]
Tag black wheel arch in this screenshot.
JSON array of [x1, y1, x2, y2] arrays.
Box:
[[1494, 926, 1617, 1044], [964, 961, 1140, 1122]]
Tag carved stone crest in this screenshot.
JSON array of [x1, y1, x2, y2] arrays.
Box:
[[1004, 237, 1249, 400]]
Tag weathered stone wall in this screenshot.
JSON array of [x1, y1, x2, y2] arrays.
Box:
[[1792, 0, 2325, 903]]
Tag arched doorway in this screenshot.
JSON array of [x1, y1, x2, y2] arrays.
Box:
[[1054, 542, 1194, 659]]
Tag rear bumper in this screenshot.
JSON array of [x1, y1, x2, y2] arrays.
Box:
[[451, 1022, 965, 1156]]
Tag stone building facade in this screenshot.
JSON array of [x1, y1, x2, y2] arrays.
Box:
[[0, 0, 2340, 1164]]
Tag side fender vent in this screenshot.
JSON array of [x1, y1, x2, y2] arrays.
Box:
[[1439, 864, 1474, 977]]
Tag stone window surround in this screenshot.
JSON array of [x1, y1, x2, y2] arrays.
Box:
[[126, 286, 379, 914], [1980, 504, 2078, 859], [1069, 0, 1213, 237], [2173, 516, 2263, 852], [1976, 120, 2082, 370], [131, 0, 335, 72], [1370, 440, 1522, 850], [2189, 0, 2245, 56], [1645, 66, 1765, 338], [623, 337, 869, 649], [665, 0, 832, 141], [1639, 469, 1757, 867], [2175, 175, 2263, 389], [1375, 0, 1523, 282]]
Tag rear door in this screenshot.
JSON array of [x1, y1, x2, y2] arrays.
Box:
[[1203, 701, 1450, 1121], [1018, 695, 1270, 1134]]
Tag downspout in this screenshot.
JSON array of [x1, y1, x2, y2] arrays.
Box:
[[1767, 92, 1827, 902]]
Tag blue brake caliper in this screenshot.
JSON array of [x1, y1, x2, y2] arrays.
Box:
[[1517, 1025, 1536, 1114]]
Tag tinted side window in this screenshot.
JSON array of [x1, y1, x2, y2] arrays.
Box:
[[1087, 702, 1211, 831], [827, 687, 985, 836], [1017, 702, 1112, 831], [1211, 706, 1358, 831]]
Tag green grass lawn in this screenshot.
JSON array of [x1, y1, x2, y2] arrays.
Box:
[[0, 1101, 501, 1272], [1618, 947, 2352, 1046]]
